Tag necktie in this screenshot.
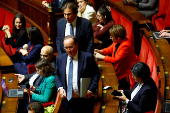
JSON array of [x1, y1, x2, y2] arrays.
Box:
[[67, 57, 73, 101], [70, 23, 74, 36]]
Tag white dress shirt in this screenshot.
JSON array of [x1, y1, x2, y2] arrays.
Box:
[[65, 17, 77, 37], [66, 52, 80, 98], [29, 73, 39, 85]]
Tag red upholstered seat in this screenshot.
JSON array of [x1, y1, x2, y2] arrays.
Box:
[[139, 36, 158, 87], [111, 8, 134, 46], [152, 0, 169, 27], [153, 0, 170, 31], [0, 8, 16, 56]]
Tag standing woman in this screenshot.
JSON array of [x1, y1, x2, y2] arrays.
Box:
[[94, 25, 138, 90], [2, 13, 29, 49], [93, 6, 115, 49], [14, 26, 44, 75], [77, 0, 97, 25]]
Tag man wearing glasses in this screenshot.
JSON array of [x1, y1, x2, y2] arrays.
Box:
[[15, 45, 56, 88], [55, 35, 100, 113]]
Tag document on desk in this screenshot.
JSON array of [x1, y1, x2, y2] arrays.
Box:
[[80, 78, 91, 97], [153, 32, 170, 39]]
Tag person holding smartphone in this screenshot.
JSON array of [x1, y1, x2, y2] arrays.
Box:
[[114, 62, 158, 113]]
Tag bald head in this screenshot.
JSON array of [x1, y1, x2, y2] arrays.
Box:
[[40, 45, 54, 61]]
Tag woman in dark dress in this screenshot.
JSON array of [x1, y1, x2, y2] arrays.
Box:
[[2, 13, 29, 48], [2, 13, 29, 62], [93, 5, 115, 49]]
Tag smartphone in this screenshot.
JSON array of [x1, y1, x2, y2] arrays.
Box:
[[8, 78, 14, 83], [111, 90, 122, 96]]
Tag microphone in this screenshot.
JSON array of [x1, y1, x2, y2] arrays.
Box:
[[26, 82, 33, 110]]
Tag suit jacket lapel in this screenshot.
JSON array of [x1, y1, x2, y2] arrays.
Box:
[[78, 52, 84, 83]]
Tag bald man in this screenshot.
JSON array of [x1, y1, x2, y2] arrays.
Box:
[[16, 45, 56, 88]]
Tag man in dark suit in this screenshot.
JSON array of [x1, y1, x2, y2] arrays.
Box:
[[56, 2, 94, 55], [55, 35, 100, 113], [16, 45, 56, 88]]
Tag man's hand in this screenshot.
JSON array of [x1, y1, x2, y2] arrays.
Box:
[[84, 90, 93, 98], [59, 88, 67, 99], [15, 74, 25, 83]]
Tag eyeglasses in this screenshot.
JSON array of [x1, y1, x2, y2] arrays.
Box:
[[64, 45, 74, 50], [40, 54, 48, 58]]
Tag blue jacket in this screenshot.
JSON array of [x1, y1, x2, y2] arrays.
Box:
[[124, 77, 158, 113], [14, 41, 44, 74], [56, 17, 94, 55]]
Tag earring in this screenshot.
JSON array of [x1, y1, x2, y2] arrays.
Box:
[[105, 15, 106, 18]]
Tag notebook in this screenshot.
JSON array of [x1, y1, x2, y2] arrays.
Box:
[[153, 32, 170, 39], [80, 78, 91, 97], [1, 78, 23, 97]]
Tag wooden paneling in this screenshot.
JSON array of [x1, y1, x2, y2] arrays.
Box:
[[6, 0, 18, 10], [20, 2, 31, 18]]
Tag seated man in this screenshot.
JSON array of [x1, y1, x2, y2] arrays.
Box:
[[27, 102, 44, 113], [122, 0, 158, 20], [16, 45, 56, 88]]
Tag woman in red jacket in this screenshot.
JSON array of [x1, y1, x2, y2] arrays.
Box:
[[94, 24, 138, 89]]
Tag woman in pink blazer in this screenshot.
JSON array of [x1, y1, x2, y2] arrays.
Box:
[[94, 24, 138, 89]]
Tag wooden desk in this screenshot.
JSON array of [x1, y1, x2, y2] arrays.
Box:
[[0, 72, 18, 113], [0, 47, 13, 70], [97, 60, 119, 113]]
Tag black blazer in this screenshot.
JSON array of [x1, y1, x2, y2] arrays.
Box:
[[124, 77, 158, 113], [56, 17, 94, 55]]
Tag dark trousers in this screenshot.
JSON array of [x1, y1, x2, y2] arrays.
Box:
[[62, 96, 95, 113]]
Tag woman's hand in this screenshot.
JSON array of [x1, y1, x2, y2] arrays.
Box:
[[20, 49, 28, 56], [115, 91, 128, 101], [30, 91, 34, 95], [97, 24, 104, 30], [23, 44, 28, 50], [94, 52, 105, 60], [42, 1, 49, 8], [94, 49, 104, 54], [159, 30, 170, 34], [2, 25, 11, 38], [159, 32, 170, 37], [30, 85, 36, 91]]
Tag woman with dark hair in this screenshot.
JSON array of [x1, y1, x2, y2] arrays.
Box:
[[2, 13, 29, 48], [94, 25, 138, 90], [17, 58, 56, 113], [115, 62, 158, 113], [13, 26, 44, 75], [76, 0, 97, 25], [93, 5, 115, 49]]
